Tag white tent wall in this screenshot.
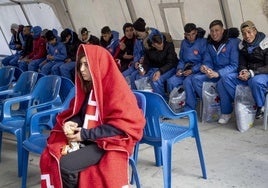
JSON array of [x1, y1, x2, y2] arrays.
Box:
[[0, 0, 267, 56], [64, 0, 132, 37]]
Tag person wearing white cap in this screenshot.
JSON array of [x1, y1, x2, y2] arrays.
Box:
[[2, 23, 24, 66], [217, 20, 268, 123]]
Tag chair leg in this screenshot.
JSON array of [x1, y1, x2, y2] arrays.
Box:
[[131, 143, 140, 184], [194, 131, 207, 179], [0, 131, 2, 162], [17, 131, 23, 177], [263, 96, 268, 130], [154, 146, 163, 166], [21, 147, 29, 188], [161, 141, 172, 188], [129, 157, 141, 188]]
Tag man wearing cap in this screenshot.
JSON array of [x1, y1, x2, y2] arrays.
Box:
[[80, 27, 100, 45], [218, 20, 268, 121], [2, 23, 24, 66], [19, 26, 47, 71], [39, 30, 67, 75], [124, 17, 163, 89]]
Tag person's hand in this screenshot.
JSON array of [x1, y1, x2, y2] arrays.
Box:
[[183, 69, 192, 76], [152, 71, 161, 81], [200, 65, 208, 73], [66, 127, 83, 142], [206, 69, 219, 78], [63, 121, 78, 135], [47, 55, 54, 60], [134, 62, 140, 69], [176, 69, 183, 76], [65, 58, 71, 63], [119, 42, 126, 50], [238, 69, 250, 81], [123, 53, 133, 60]]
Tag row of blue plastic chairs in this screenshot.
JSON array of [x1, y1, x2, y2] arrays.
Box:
[[0, 66, 207, 188], [0, 66, 75, 188]]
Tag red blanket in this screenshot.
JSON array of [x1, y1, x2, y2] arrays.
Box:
[[40, 44, 145, 188]]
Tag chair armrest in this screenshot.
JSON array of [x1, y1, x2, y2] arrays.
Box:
[[2, 94, 32, 119], [0, 89, 14, 96], [29, 106, 64, 134]]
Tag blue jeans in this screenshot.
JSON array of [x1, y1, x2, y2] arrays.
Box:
[[218, 73, 268, 114], [2, 54, 20, 67], [41, 61, 61, 75], [60, 61, 75, 80], [28, 58, 46, 72], [184, 73, 219, 111]]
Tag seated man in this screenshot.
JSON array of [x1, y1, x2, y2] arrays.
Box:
[[184, 20, 240, 114], [19, 26, 46, 72], [167, 23, 207, 93], [132, 31, 178, 99], [217, 20, 268, 123], [114, 23, 136, 72], [80, 27, 100, 45], [54, 28, 82, 80], [2, 24, 24, 67], [100, 26, 119, 56], [40, 30, 67, 75]]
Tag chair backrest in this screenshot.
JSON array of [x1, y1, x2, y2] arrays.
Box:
[[30, 75, 61, 107], [133, 91, 146, 115], [13, 71, 38, 95], [13, 67, 23, 82], [57, 77, 75, 106], [137, 91, 176, 140], [0, 66, 15, 90]]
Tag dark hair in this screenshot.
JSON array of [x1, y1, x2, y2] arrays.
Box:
[[101, 26, 111, 34], [76, 52, 92, 93], [209, 20, 223, 29], [81, 27, 88, 35], [133, 17, 146, 32], [45, 30, 56, 41], [151, 34, 163, 44], [61, 28, 71, 42], [184, 23, 197, 33], [122, 23, 133, 33]]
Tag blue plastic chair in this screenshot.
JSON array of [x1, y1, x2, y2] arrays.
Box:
[[0, 75, 61, 177], [0, 71, 38, 116], [135, 91, 207, 188], [21, 78, 75, 188], [21, 89, 142, 188], [0, 66, 15, 91], [13, 67, 24, 82], [129, 91, 146, 188]]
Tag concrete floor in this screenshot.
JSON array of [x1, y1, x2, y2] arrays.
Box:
[[0, 116, 268, 188]]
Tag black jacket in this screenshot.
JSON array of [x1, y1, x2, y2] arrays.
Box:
[[238, 32, 268, 75], [143, 38, 178, 74]]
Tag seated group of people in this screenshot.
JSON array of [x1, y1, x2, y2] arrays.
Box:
[[119, 18, 268, 125], [2, 18, 268, 125], [1, 24, 120, 82]]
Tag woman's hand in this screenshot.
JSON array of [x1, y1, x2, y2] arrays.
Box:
[[63, 121, 78, 135], [66, 127, 83, 142]]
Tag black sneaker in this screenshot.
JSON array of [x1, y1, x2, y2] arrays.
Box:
[[255, 107, 264, 119]]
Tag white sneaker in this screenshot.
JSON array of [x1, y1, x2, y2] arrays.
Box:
[[218, 114, 231, 124]]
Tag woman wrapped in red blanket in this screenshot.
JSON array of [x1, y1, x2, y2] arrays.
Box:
[[40, 44, 146, 188]]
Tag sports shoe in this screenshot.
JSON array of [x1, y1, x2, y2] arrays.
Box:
[[255, 107, 264, 119], [218, 114, 231, 124]]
